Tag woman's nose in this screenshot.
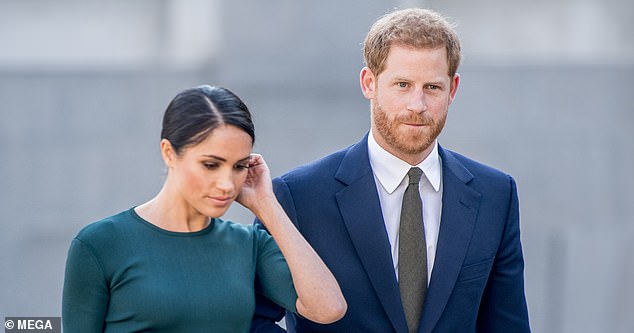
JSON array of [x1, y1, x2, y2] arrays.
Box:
[[215, 170, 235, 194]]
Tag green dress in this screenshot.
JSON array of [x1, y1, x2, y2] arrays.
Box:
[[62, 208, 297, 332]]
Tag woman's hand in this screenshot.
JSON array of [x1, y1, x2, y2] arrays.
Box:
[[236, 154, 276, 216], [244, 154, 348, 323], [240, 154, 347, 323]]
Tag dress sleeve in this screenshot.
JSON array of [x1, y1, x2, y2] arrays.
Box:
[[62, 237, 109, 333], [254, 228, 298, 314]]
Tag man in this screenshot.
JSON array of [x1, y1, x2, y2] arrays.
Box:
[[252, 7, 530, 333]]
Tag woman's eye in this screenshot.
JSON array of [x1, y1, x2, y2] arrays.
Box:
[[235, 164, 250, 170], [203, 163, 218, 170]]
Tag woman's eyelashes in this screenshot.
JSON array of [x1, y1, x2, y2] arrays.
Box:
[[203, 162, 218, 170], [202, 162, 249, 170]]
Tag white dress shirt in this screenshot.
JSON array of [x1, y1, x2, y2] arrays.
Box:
[[367, 131, 443, 283]]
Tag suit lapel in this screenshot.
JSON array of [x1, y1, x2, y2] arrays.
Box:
[[419, 147, 481, 333], [335, 135, 409, 333]]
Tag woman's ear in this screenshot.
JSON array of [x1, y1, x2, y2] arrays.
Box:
[[360, 67, 377, 100], [160, 139, 176, 168]]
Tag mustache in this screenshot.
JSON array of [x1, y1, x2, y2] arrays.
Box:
[[374, 104, 433, 125], [398, 115, 433, 125]]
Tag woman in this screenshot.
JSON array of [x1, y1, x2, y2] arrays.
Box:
[[62, 85, 346, 332]]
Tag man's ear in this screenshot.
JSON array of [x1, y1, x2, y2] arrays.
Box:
[[160, 139, 176, 168], [448, 73, 460, 105], [360, 67, 377, 100]]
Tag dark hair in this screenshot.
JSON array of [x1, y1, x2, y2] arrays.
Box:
[[161, 85, 255, 155]]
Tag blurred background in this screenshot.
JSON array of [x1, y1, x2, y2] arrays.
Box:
[[1, 0, 632, 332]]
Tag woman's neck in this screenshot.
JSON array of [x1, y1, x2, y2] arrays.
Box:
[[135, 187, 210, 232]]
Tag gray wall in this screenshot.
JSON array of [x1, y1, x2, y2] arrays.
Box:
[[1, 0, 632, 332]]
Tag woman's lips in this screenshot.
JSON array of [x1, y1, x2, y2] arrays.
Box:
[[207, 196, 232, 206]]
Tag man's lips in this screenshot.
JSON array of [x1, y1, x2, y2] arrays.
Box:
[[400, 117, 429, 127], [402, 122, 427, 126]]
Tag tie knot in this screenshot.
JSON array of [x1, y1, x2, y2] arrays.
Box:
[[407, 167, 423, 184]]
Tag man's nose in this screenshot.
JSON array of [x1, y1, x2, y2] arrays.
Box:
[[406, 91, 427, 113]]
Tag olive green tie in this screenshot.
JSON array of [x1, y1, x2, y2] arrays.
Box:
[[398, 167, 427, 333]]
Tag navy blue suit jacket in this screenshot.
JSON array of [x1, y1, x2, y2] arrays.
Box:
[[252, 135, 530, 333]]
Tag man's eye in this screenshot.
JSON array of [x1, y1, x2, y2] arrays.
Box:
[[427, 85, 440, 90], [397, 82, 408, 88]]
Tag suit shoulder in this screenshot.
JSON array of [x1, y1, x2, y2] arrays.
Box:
[[444, 148, 510, 176], [442, 148, 515, 184], [279, 144, 351, 183]]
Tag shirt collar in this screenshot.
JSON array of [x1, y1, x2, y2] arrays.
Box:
[[367, 130, 442, 194]]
